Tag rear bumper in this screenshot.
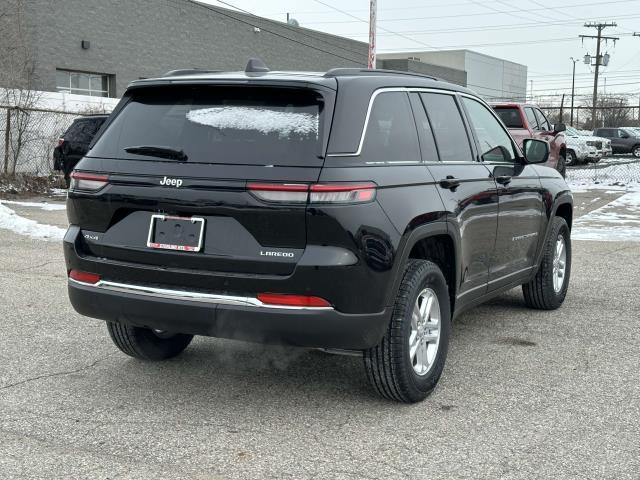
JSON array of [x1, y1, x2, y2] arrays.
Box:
[[68, 279, 390, 349]]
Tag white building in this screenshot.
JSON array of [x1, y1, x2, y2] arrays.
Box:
[[378, 50, 527, 101]]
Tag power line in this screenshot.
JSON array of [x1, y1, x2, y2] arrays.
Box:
[[185, 0, 366, 64], [311, 0, 437, 50], [300, 0, 640, 24]]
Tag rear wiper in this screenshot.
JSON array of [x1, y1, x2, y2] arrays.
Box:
[[124, 145, 188, 161]]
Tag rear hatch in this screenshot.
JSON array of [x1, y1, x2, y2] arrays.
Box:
[[68, 82, 335, 276]]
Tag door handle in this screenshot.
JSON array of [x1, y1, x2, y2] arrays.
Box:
[[495, 175, 512, 185], [439, 176, 460, 191]]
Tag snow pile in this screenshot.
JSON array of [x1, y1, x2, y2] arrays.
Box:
[[0, 203, 66, 241], [186, 107, 318, 137], [0, 200, 66, 211]]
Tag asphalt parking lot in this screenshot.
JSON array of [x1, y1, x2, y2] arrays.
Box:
[[1, 192, 639, 479]]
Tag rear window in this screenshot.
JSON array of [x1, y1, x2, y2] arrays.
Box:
[[493, 107, 523, 128], [89, 86, 325, 166]]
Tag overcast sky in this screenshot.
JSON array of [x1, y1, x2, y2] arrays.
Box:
[[200, 0, 640, 102]]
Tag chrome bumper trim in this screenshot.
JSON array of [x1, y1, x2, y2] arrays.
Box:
[[68, 279, 334, 311]]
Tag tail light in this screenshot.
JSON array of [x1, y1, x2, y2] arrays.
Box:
[[69, 269, 101, 284], [57, 138, 64, 147], [257, 293, 332, 308], [248, 182, 376, 204], [70, 171, 109, 191], [247, 183, 308, 203]]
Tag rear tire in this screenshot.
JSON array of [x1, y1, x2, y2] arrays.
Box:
[[633, 145, 640, 158], [107, 322, 193, 360], [557, 154, 567, 178], [523, 216, 571, 310], [364, 260, 451, 403]]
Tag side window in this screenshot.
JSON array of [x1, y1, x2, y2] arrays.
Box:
[[420, 93, 474, 162], [361, 92, 421, 164], [408, 93, 439, 162], [524, 108, 539, 130], [534, 109, 551, 131], [462, 97, 516, 162]]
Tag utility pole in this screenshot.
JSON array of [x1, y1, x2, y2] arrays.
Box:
[[367, 0, 377, 69], [579, 22, 618, 130], [570, 57, 579, 126], [529, 80, 533, 102]]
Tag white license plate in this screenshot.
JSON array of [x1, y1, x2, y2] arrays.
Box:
[[146, 214, 205, 252]]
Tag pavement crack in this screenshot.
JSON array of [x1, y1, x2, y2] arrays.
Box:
[[0, 354, 114, 392]]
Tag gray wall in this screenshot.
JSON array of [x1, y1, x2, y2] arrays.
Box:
[[17, 0, 368, 96], [378, 59, 467, 87]]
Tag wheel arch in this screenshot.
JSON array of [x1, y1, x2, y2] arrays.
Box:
[[385, 222, 459, 314]]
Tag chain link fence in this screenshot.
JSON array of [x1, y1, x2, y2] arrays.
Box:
[[567, 157, 640, 185], [0, 105, 109, 175], [539, 105, 640, 130]]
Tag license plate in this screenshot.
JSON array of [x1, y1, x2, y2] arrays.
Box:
[[147, 215, 205, 252]]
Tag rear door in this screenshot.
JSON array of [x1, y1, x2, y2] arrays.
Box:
[[461, 96, 544, 289], [417, 91, 498, 301], [71, 84, 333, 276]]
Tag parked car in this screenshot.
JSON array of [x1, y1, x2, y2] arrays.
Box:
[[593, 127, 640, 157], [64, 62, 573, 403], [564, 126, 605, 165], [53, 115, 109, 187], [491, 102, 567, 177]]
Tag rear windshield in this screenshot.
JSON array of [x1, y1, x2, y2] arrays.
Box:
[[89, 86, 325, 166], [493, 107, 524, 128]]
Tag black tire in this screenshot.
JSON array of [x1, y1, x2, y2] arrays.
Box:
[[633, 145, 640, 158], [364, 260, 451, 403], [557, 154, 567, 178], [566, 150, 577, 166], [523, 216, 571, 310], [107, 322, 193, 360]]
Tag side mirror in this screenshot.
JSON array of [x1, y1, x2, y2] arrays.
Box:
[[522, 138, 549, 164], [553, 123, 566, 133], [481, 145, 512, 163]]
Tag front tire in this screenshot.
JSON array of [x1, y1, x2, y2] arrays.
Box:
[[364, 260, 451, 403], [523, 216, 571, 310], [566, 150, 577, 166], [107, 322, 193, 360]]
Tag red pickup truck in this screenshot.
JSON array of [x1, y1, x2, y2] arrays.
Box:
[[491, 103, 567, 177]]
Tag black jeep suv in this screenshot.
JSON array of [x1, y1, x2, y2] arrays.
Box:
[[64, 61, 573, 403]]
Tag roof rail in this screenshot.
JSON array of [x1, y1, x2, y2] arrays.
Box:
[[162, 69, 220, 77], [324, 68, 439, 82]]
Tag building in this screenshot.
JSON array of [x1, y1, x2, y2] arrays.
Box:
[[1, 0, 368, 98], [378, 50, 527, 101]]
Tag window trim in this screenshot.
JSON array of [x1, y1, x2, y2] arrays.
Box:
[[327, 87, 459, 157], [418, 91, 477, 164], [524, 107, 540, 131]]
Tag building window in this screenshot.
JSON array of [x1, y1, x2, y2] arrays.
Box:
[[56, 69, 113, 97]]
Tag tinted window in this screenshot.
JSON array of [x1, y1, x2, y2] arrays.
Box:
[[420, 93, 473, 162], [534, 109, 551, 131], [409, 93, 439, 162], [361, 92, 420, 164], [524, 108, 539, 130], [462, 98, 516, 162], [90, 86, 325, 166], [493, 107, 524, 128]]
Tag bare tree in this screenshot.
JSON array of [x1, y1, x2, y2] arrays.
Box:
[[0, 0, 42, 175], [579, 93, 634, 129]]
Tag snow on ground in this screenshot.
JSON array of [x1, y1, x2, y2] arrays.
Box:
[[0, 203, 66, 241], [0, 200, 66, 211], [569, 176, 640, 242]]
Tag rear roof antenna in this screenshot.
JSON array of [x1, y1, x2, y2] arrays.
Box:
[[245, 58, 270, 73]]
